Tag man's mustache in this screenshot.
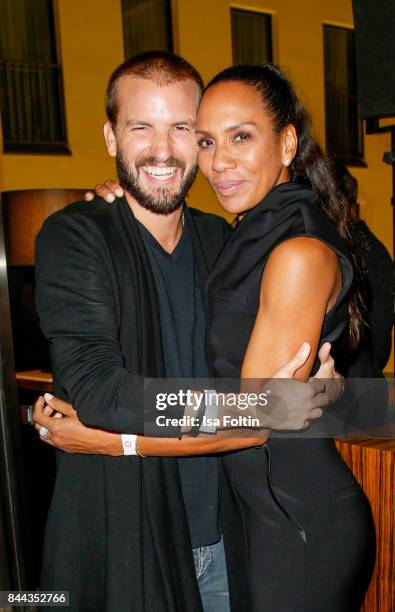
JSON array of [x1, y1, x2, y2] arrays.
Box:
[[136, 156, 186, 172]]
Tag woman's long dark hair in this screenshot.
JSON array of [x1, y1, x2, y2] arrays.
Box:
[[206, 64, 364, 347]]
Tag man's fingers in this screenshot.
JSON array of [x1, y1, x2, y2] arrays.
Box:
[[43, 393, 76, 416], [318, 341, 331, 364], [307, 377, 325, 396], [304, 404, 325, 429], [309, 407, 324, 421], [315, 342, 335, 380], [309, 392, 330, 410], [273, 342, 311, 378]]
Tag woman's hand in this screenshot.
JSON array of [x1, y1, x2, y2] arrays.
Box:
[[33, 394, 123, 456], [84, 179, 124, 203], [33, 394, 267, 456]]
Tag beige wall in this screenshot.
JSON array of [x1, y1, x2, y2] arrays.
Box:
[[0, 0, 393, 367], [0, 0, 124, 191], [175, 0, 393, 371], [178, 0, 393, 262]]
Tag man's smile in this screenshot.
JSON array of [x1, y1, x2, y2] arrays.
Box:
[[142, 165, 178, 180]]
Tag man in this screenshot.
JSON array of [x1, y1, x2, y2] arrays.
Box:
[[34, 51, 337, 612]]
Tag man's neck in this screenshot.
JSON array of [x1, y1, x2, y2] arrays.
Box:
[[125, 191, 184, 254]]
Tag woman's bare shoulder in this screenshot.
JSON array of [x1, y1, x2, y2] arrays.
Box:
[[266, 236, 338, 276]]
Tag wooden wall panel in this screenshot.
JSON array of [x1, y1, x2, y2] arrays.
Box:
[[2, 189, 87, 265], [335, 439, 395, 611]]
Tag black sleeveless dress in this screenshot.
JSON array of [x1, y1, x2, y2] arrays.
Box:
[[207, 183, 374, 612]]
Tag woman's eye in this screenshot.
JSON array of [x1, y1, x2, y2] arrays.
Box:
[[233, 131, 251, 142], [197, 138, 213, 148]]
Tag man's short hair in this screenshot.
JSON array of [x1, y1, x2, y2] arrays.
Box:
[[105, 50, 204, 124]]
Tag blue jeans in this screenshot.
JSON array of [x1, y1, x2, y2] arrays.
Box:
[[192, 536, 230, 612]]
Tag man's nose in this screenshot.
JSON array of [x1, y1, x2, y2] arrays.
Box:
[[211, 145, 236, 172], [150, 131, 173, 161]]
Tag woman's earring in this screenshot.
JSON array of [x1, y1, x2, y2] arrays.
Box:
[[284, 159, 291, 166]]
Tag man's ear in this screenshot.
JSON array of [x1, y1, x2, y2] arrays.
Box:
[[103, 121, 117, 157]]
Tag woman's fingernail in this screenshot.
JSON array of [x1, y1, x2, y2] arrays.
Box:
[[115, 188, 123, 197], [44, 393, 54, 401], [106, 194, 115, 202]]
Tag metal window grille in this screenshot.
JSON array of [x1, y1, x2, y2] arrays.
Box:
[[121, 0, 173, 60], [0, 0, 68, 154], [323, 25, 364, 165], [0, 60, 67, 152], [231, 8, 273, 66]]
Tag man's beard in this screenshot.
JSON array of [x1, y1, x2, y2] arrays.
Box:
[[116, 151, 198, 215]]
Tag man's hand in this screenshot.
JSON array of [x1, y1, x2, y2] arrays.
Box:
[[33, 394, 122, 456], [216, 343, 331, 432], [260, 341, 339, 431], [312, 341, 343, 403], [270, 341, 312, 378], [258, 376, 328, 431], [85, 179, 124, 203]]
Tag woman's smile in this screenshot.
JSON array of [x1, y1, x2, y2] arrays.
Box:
[[212, 179, 247, 196]]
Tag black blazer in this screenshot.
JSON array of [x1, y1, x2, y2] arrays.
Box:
[[35, 197, 230, 612]]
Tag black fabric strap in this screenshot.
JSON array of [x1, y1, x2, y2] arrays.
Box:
[[187, 394, 207, 437]]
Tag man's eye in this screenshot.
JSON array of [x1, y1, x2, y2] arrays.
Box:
[[131, 126, 147, 132], [174, 125, 190, 132]]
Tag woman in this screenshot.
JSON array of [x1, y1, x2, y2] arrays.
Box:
[[35, 64, 372, 610], [195, 64, 372, 611]]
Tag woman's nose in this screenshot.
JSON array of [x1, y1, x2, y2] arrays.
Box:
[[211, 145, 236, 172]]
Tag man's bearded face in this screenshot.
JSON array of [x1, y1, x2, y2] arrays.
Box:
[[107, 76, 201, 215], [116, 149, 198, 214]]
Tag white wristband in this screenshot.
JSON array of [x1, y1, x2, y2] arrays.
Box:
[[121, 434, 137, 455]]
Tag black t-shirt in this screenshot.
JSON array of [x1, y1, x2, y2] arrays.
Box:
[[139, 222, 220, 548]]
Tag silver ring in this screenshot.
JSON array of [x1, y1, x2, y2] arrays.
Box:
[[39, 426, 49, 440]]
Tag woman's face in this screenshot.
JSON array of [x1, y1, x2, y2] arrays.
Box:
[[196, 81, 296, 215]]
